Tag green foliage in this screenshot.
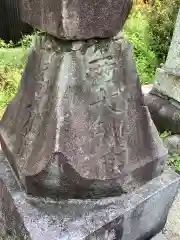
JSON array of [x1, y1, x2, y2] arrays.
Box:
[[160, 131, 180, 172], [160, 130, 171, 140], [0, 61, 21, 116], [0, 47, 27, 117], [0, 34, 33, 49], [169, 153, 180, 172], [0, 61, 20, 90], [0, 34, 32, 116], [17, 34, 33, 48], [0, 40, 14, 48], [0, 48, 27, 68], [148, 0, 180, 64], [124, 8, 158, 84]]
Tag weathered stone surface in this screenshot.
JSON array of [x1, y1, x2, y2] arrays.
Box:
[[151, 233, 167, 240], [153, 9, 180, 103], [0, 151, 179, 240], [164, 135, 180, 154], [153, 68, 180, 103], [20, 0, 132, 40], [144, 91, 180, 134], [164, 9, 180, 72], [0, 33, 167, 199]]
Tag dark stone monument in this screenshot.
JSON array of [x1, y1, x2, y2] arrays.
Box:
[[0, 0, 179, 239]]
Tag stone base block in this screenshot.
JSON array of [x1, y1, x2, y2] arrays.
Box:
[[144, 92, 180, 134], [0, 150, 179, 240]]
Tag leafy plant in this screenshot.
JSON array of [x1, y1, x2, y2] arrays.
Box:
[[168, 153, 180, 172], [159, 131, 180, 172], [0, 40, 14, 48], [17, 34, 33, 48], [0, 33, 34, 49], [0, 61, 20, 91], [0, 47, 27, 116], [0, 60, 22, 115], [160, 130, 171, 140], [124, 7, 158, 84], [148, 0, 180, 64]]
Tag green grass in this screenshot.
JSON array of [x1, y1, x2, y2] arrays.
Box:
[[0, 48, 27, 67], [0, 47, 27, 117], [124, 8, 158, 84], [160, 131, 180, 172], [0, 36, 32, 116], [169, 153, 180, 172]]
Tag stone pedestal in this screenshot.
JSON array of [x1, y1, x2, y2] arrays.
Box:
[[0, 1, 178, 239], [0, 34, 168, 199], [145, 9, 180, 134], [0, 149, 179, 240]]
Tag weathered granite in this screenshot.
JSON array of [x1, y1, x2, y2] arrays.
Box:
[[154, 9, 180, 103], [153, 68, 180, 103], [164, 135, 180, 154], [0, 33, 167, 199], [0, 150, 179, 240], [144, 92, 180, 134], [20, 0, 132, 40]]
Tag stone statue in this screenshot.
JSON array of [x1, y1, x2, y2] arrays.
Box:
[[0, 0, 167, 199], [0, 1, 179, 239]]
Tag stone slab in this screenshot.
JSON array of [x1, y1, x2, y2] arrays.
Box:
[[144, 92, 180, 134], [0, 34, 167, 199], [0, 150, 179, 240], [154, 68, 180, 103], [20, 0, 132, 40]]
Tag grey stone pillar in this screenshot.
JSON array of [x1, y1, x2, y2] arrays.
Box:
[[154, 9, 180, 103]]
